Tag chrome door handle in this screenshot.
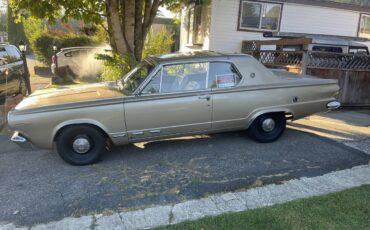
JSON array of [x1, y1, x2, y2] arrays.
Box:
[[198, 95, 211, 101]]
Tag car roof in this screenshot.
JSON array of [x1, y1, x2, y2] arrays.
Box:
[[146, 51, 249, 64]]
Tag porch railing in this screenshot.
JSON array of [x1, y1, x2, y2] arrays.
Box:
[[244, 50, 370, 72]]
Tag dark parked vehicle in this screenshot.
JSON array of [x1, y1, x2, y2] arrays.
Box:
[[0, 43, 27, 104]]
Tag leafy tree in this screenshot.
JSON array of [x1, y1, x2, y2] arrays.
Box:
[[23, 17, 47, 51], [7, 5, 28, 46], [0, 11, 7, 32], [8, 0, 188, 61]]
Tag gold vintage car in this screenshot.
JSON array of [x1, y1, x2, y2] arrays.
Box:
[[8, 52, 340, 165]]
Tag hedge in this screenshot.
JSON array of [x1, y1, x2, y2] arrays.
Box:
[[34, 33, 97, 65]]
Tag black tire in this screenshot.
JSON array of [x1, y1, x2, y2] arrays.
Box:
[[56, 125, 107, 165], [247, 113, 286, 143]]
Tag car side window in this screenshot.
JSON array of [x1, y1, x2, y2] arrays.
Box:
[[142, 70, 161, 95], [142, 62, 209, 95], [162, 63, 208, 93], [208, 62, 242, 89], [0, 47, 9, 66], [4, 46, 21, 63]]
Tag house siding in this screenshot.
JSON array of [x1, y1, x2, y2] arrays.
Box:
[[204, 0, 363, 52], [280, 4, 359, 37]]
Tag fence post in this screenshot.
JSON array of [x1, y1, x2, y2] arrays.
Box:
[[341, 71, 350, 104], [301, 52, 308, 75]]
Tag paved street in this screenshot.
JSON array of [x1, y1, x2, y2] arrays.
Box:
[[0, 111, 369, 227]]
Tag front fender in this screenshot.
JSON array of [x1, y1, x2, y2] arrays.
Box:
[[52, 119, 111, 141]]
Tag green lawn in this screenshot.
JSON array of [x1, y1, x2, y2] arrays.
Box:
[[157, 185, 370, 230]]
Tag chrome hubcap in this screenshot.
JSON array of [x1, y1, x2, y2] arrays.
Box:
[[72, 137, 91, 154], [262, 118, 275, 132]]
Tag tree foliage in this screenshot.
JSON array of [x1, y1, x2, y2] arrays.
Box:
[[7, 5, 28, 46], [0, 11, 7, 32], [98, 26, 174, 81], [9, 0, 188, 61]]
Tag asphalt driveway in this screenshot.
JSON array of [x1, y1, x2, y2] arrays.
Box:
[[0, 125, 369, 226]]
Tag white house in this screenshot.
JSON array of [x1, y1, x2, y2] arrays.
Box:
[[180, 0, 370, 52]]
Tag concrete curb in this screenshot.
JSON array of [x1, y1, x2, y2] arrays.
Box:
[[2, 165, 370, 230]]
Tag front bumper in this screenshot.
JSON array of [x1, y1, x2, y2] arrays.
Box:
[[327, 101, 341, 110], [11, 132, 32, 149]]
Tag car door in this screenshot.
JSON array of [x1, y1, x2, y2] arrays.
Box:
[[0, 47, 9, 101], [4, 46, 24, 95], [208, 62, 244, 131], [124, 62, 212, 141]]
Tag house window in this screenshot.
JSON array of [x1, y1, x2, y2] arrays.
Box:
[[359, 14, 370, 39], [239, 1, 282, 32], [185, 3, 207, 45]]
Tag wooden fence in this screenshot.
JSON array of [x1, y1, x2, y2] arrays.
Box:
[[306, 69, 370, 107]]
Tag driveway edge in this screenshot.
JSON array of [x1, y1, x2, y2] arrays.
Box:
[[2, 165, 370, 230]]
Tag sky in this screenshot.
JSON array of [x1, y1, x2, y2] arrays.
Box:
[[0, 0, 6, 13]]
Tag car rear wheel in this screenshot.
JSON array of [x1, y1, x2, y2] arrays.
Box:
[[56, 125, 107, 165], [247, 113, 286, 143]]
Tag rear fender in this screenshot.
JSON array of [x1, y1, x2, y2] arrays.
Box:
[[246, 107, 293, 128]]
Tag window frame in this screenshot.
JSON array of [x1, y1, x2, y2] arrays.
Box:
[[358, 13, 370, 39], [185, 3, 205, 46], [238, 0, 283, 33], [139, 61, 244, 96]]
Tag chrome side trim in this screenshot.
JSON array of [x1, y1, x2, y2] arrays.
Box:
[[131, 131, 144, 136], [110, 132, 127, 138], [149, 129, 161, 134]]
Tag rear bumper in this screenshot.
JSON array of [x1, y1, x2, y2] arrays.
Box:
[[11, 132, 32, 149], [327, 101, 341, 110]]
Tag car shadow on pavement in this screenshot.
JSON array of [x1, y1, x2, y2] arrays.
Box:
[[0, 128, 369, 226]]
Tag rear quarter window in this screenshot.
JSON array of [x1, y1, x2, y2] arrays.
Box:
[[208, 62, 242, 89]]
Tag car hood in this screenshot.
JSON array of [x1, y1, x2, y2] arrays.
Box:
[[15, 82, 125, 112]]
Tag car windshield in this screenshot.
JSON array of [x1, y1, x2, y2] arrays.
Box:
[[121, 61, 154, 95]]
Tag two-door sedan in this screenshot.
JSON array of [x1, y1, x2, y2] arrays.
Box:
[[8, 51, 340, 165]]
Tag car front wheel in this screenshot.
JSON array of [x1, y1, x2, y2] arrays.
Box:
[[56, 125, 107, 165], [247, 113, 286, 143]]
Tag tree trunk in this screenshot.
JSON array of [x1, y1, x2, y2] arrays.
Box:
[[106, 0, 128, 55], [123, 0, 135, 57], [105, 0, 162, 61]]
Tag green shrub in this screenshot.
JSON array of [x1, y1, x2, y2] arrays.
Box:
[[96, 53, 137, 82], [33, 33, 97, 65], [99, 26, 174, 81], [23, 17, 47, 52], [33, 34, 56, 65], [142, 27, 174, 59]]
